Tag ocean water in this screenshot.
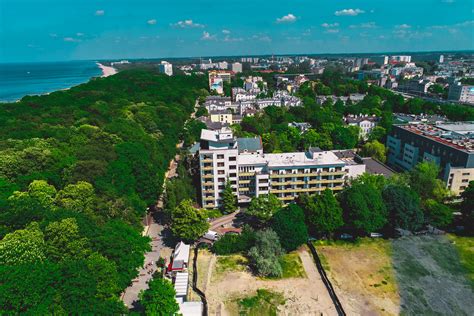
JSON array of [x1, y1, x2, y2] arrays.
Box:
[[0, 60, 103, 102]]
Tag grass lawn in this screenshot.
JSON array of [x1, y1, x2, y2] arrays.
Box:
[[237, 289, 286, 316], [214, 254, 248, 279], [447, 234, 474, 287], [278, 252, 307, 279]]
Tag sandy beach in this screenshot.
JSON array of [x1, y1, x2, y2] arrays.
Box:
[[97, 62, 118, 77]]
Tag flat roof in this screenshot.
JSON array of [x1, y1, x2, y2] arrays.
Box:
[[237, 150, 345, 168], [397, 123, 474, 153], [237, 137, 262, 153]]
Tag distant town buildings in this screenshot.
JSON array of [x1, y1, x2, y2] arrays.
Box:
[[390, 55, 412, 63], [158, 61, 173, 76], [344, 114, 379, 140], [387, 122, 474, 195], [448, 82, 474, 105], [232, 62, 243, 73], [198, 128, 366, 208]]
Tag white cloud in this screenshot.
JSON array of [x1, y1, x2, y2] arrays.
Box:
[[147, 19, 157, 25], [324, 29, 340, 34], [276, 13, 297, 23], [201, 31, 216, 40], [350, 22, 376, 29], [222, 29, 231, 34], [63, 37, 81, 42], [223, 35, 243, 42], [95, 10, 104, 16], [395, 24, 411, 29], [251, 35, 272, 42], [335, 9, 364, 16], [172, 19, 204, 28], [76, 32, 84, 37], [321, 22, 339, 28]]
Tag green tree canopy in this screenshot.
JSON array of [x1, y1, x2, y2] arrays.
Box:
[[382, 184, 424, 231], [409, 162, 449, 202], [139, 277, 179, 316], [460, 181, 474, 232], [246, 194, 282, 225], [424, 199, 453, 228], [248, 229, 284, 277], [339, 182, 388, 235], [0, 222, 46, 265], [271, 203, 308, 251], [221, 180, 237, 214], [171, 199, 210, 241], [299, 189, 344, 236], [360, 140, 387, 163]]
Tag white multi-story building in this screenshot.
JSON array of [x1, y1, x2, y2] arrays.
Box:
[[158, 61, 173, 76], [198, 128, 365, 208], [218, 61, 229, 70], [390, 55, 412, 63], [232, 62, 243, 73]]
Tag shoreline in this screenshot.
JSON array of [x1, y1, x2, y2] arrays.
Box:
[[96, 62, 118, 77]]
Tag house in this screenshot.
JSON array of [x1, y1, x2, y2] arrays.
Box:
[[344, 114, 379, 139]]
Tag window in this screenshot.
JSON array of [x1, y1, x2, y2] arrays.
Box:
[[229, 156, 237, 161], [462, 179, 469, 183], [218, 170, 225, 175], [217, 154, 224, 159], [229, 173, 237, 177], [462, 172, 470, 176], [259, 179, 268, 183], [218, 177, 225, 182], [229, 165, 236, 170], [217, 162, 225, 167]]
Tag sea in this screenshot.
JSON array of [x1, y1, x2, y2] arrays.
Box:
[[0, 60, 103, 102]]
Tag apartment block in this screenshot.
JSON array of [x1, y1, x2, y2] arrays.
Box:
[[198, 128, 365, 209], [387, 123, 474, 195]]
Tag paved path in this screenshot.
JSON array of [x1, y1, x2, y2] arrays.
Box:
[[209, 210, 239, 230], [121, 99, 200, 309]]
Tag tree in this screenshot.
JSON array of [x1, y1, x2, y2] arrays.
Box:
[[93, 220, 151, 289], [0, 222, 46, 265], [368, 126, 387, 142], [44, 218, 89, 261], [409, 162, 449, 202], [246, 194, 282, 225], [247, 229, 284, 277], [55, 181, 95, 214], [424, 199, 453, 228], [221, 180, 237, 214], [460, 181, 474, 232], [382, 185, 424, 231], [171, 199, 210, 241], [271, 204, 308, 251], [299, 189, 344, 237], [139, 277, 179, 316], [360, 140, 387, 163], [212, 225, 256, 255], [339, 183, 388, 235]]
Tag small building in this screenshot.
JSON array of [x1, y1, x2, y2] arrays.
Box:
[[344, 114, 379, 140], [158, 61, 173, 76], [288, 122, 311, 133], [169, 241, 190, 272]]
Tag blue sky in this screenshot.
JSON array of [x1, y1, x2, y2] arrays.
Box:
[[0, 0, 473, 62]]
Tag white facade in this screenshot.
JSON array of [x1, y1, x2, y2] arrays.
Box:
[[198, 128, 365, 208], [232, 62, 243, 73], [158, 61, 173, 76], [448, 83, 474, 104]]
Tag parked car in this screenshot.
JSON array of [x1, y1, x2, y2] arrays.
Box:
[[369, 232, 383, 238], [203, 230, 219, 241]]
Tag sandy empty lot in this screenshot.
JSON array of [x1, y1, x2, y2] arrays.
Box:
[[316, 239, 399, 316], [198, 247, 339, 316]]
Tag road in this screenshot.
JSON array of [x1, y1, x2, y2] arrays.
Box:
[[121, 99, 199, 309]]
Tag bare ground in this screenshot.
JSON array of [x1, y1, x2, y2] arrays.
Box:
[[316, 239, 399, 316], [199, 247, 339, 316]]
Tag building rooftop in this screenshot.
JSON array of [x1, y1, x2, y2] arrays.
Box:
[[237, 137, 262, 153], [398, 123, 474, 153]]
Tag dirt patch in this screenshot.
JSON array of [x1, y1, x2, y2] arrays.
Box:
[[392, 235, 474, 315], [316, 239, 399, 316], [201, 247, 338, 316]]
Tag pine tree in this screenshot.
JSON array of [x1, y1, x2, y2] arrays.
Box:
[[221, 180, 237, 214]]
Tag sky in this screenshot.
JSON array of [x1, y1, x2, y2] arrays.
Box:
[[0, 0, 473, 62]]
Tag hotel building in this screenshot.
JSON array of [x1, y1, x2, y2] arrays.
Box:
[[198, 128, 365, 209]]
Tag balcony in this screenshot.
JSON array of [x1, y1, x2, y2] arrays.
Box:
[[239, 187, 250, 192], [202, 166, 214, 171], [202, 158, 213, 163], [203, 189, 215, 193], [203, 196, 215, 201], [239, 180, 251, 184], [202, 174, 213, 179], [269, 170, 346, 178], [239, 172, 255, 177]]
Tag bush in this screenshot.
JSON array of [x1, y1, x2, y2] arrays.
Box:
[[212, 226, 255, 255], [271, 204, 308, 251], [247, 229, 283, 277]]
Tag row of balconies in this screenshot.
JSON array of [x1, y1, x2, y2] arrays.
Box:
[[271, 179, 344, 186], [269, 171, 346, 178], [270, 186, 344, 194]]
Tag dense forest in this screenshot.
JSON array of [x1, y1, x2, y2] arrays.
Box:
[[0, 70, 207, 313]]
